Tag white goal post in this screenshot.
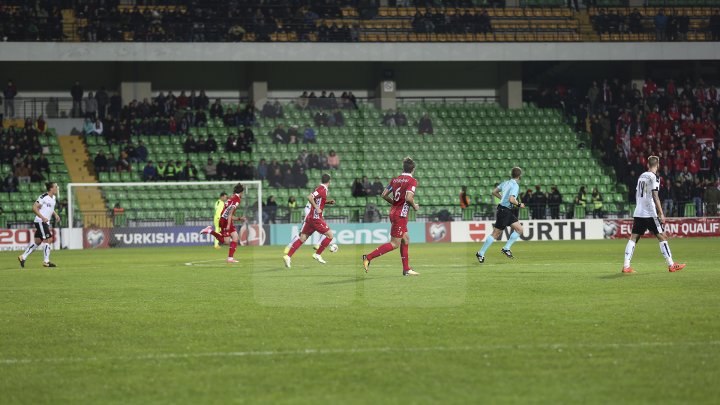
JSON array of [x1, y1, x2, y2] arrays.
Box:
[[67, 181, 263, 232]]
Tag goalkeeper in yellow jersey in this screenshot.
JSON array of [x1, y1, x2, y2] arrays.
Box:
[[213, 192, 228, 249]]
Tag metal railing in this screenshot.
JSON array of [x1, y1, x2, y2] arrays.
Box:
[[2, 97, 76, 121]]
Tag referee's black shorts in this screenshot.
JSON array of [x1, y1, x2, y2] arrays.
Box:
[[34, 222, 52, 240], [631, 217, 664, 236], [494, 205, 519, 229]]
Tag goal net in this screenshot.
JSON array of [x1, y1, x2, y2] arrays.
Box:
[[67, 181, 263, 249]]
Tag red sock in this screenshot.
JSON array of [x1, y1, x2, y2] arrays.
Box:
[[401, 242, 410, 271], [367, 243, 395, 261], [229, 241, 237, 258], [287, 238, 304, 257], [315, 236, 333, 254], [210, 231, 224, 244]]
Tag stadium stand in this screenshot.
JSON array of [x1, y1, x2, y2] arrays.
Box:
[[0, 119, 69, 228], [75, 95, 634, 226], [1, 1, 584, 43], [538, 76, 719, 218], [589, 6, 718, 41]]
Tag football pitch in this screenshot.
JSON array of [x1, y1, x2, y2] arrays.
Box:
[[1, 239, 719, 404]]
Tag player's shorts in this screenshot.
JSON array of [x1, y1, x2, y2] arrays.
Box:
[[218, 218, 236, 238], [34, 222, 52, 240], [389, 215, 409, 238], [300, 218, 330, 236], [493, 205, 519, 229], [631, 217, 664, 235]]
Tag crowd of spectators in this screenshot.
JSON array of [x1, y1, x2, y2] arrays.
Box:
[[411, 8, 492, 35], [297, 91, 358, 110], [0, 2, 64, 42], [72, 0, 359, 42], [269, 124, 318, 144], [1, 118, 51, 191], [351, 176, 385, 197], [592, 8, 720, 42], [93, 140, 149, 173], [591, 8, 645, 35], [256, 149, 339, 188], [537, 75, 720, 216], [74, 87, 261, 146], [381, 109, 408, 126]]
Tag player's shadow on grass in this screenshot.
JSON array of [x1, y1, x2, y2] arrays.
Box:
[[319, 276, 379, 285]]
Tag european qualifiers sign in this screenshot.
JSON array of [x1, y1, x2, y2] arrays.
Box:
[[604, 218, 720, 239]]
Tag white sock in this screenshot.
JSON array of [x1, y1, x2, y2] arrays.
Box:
[[624, 240, 636, 268], [659, 241, 673, 266], [21, 243, 37, 260], [43, 243, 52, 263]]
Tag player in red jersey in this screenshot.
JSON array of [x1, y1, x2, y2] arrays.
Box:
[[283, 173, 336, 268], [363, 157, 420, 276], [200, 183, 246, 263]]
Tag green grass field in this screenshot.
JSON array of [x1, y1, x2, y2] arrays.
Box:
[[1, 239, 719, 404]]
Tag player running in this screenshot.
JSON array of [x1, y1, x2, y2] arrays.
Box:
[[200, 183, 246, 263], [283, 173, 336, 268], [622, 155, 686, 273], [476, 167, 525, 263], [285, 200, 329, 253], [362, 157, 420, 276], [213, 192, 228, 249], [18, 182, 60, 268]]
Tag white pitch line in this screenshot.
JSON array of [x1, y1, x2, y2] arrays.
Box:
[[184, 259, 228, 266], [1, 341, 718, 365]]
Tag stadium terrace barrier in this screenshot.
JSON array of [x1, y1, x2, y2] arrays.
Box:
[[603, 218, 720, 239], [0, 228, 60, 251], [54, 218, 718, 250]]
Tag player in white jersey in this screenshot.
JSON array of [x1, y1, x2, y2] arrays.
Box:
[[622, 156, 685, 274], [18, 182, 61, 269]]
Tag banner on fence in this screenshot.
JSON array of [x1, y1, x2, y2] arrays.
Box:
[[270, 222, 425, 246], [450, 219, 605, 242], [603, 217, 720, 239], [0, 228, 61, 251], [83, 224, 268, 248]]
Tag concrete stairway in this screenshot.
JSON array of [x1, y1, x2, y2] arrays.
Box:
[[58, 136, 111, 227], [576, 11, 599, 41]]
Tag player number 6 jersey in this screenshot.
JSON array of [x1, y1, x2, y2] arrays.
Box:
[[388, 173, 417, 219]]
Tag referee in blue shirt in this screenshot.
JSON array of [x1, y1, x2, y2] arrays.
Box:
[[477, 167, 525, 263]]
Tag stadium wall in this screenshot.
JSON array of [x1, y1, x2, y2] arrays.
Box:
[[3, 43, 720, 62], [1, 61, 499, 100]]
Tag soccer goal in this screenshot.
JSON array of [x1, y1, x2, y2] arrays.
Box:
[[67, 181, 263, 248]]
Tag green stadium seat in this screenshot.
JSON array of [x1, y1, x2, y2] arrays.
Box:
[[684, 203, 697, 217]]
